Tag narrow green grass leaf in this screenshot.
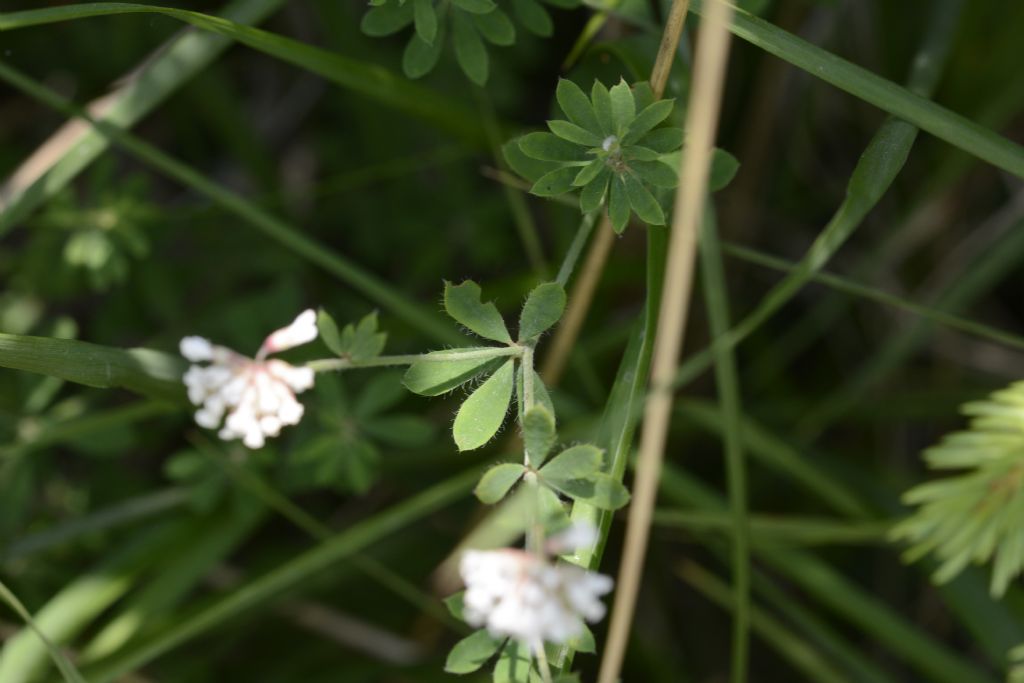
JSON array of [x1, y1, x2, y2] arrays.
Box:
[[0, 580, 86, 683], [453, 359, 515, 450]]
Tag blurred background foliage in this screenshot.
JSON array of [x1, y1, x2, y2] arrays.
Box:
[[1, 0, 1024, 681]]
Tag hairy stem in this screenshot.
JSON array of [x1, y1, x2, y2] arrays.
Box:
[[306, 346, 521, 373]]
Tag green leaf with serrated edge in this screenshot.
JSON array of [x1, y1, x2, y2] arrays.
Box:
[[412, 0, 437, 43], [547, 119, 603, 147], [494, 640, 543, 683], [453, 359, 515, 451], [530, 166, 578, 197], [637, 127, 684, 153], [445, 591, 467, 622], [591, 80, 614, 136], [446, 629, 505, 674], [519, 282, 566, 341], [475, 463, 526, 503], [710, 148, 740, 191], [317, 308, 344, 357], [631, 160, 677, 188], [572, 158, 604, 186], [453, 11, 488, 85], [444, 280, 513, 343], [506, 138, 560, 183], [548, 472, 630, 509], [519, 132, 589, 162], [556, 78, 601, 133], [512, 0, 552, 36], [523, 406, 556, 466], [403, 31, 443, 78], [473, 8, 515, 45], [622, 99, 674, 145], [403, 352, 503, 396], [579, 170, 610, 213], [624, 172, 664, 225], [609, 79, 635, 134], [539, 444, 602, 483], [608, 174, 629, 233], [451, 0, 498, 12], [361, 4, 414, 36]]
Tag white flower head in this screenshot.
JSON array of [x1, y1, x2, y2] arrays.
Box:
[[458, 523, 613, 651], [180, 309, 318, 449]]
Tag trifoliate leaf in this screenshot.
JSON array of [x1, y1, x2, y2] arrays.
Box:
[[624, 172, 665, 225], [556, 78, 601, 133], [403, 351, 503, 396], [475, 463, 527, 503], [317, 308, 344, 357], [453, 359, 515, 450], [446, 629, 505, 674], [637, 127, 684, 153], [630, 159, 678, 188], [361, 3, 414, 36], [591, 80, 614, 136], [519, 282, 566, 341], [608, 174, 630, 233], [412, 0, 438, 43], [547, 119, 603, 147], [342, 311, 387, 362], [453, 11, 488, 85], [572, 158, 605, 187], [609, 79, 636, 134], [623, 99, 674, 145], [451, 0, 498, 12], [530, 166, 578, 197], [504, 138, 560, 183], [403, 31, 443, 78], [519, 132, 589, 162], [548, 471, 630, 509], [444, 280, 513, 343], [539, 444, 603, 483], [710, 148, 740, 191], [473, 8, 516, 45], [512, 0, 553, 36], [579, 170, 610, 213], [522, 406, 556, 466]]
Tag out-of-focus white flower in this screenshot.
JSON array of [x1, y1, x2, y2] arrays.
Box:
[[458, 523, 613, 651], [180, 309, 318, 449]]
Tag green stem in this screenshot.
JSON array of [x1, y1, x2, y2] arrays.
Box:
[[555, 211, 600, 288], [306, 346, 522, 373]]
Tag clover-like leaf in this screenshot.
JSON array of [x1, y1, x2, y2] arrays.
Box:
[[519, 282, 566, 341], [403, 350, 503, 396], [522, 405, 556, 466], [446, 629, 505, 674], [445, 280, 513, 343], [550, 472, 630, 510], [453, 358, 515, 450], [475, 462, 527, 503], [539, 444, 602, 483]]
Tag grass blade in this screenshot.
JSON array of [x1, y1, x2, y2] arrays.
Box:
[[0, 580, 86, 683]]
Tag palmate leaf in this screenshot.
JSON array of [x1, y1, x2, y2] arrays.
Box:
[[893, 380, 1024, 596]]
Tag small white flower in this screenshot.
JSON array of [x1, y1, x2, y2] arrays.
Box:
[[458, 524, 613, 651], [180, 309, 318, 449]]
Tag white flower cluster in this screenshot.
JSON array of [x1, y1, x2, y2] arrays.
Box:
[[459, 523, 613, 651], [180, 309, 319, 449]]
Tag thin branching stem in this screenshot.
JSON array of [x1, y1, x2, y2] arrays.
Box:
[[307, 346, 521, 373]]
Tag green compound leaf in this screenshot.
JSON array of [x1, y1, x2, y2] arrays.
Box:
[[638, 127, 684, 153], [475, 463, 527, 503], [511, 0, 552, 37], [530, 165, 579, 197], [444, 280, 513, 343], [630, 159, 677, 188], [337, 311, 387, 362], [556, 78, 601, 133], [494, 640, 543, 683], [403, 31, 443, 78], [522, 406, 556, 466], [623, 99, 675, 145], [452, 11, 488, 85], [547, 119, 603, 147], [412, 0, 437, 44], [579, 170, 610, 213], [445, 629, 505, 674], [518, 131, 589, 162], [608, 79, 636, 134], [539, 444, 603, 483], [519, 282, 566, 341], [403, 351, 503, 396], [624, 172, 665, 225], [473, 8, 515, 45], [453, 359, 515, 451], [505, 138, 560, 183], [572, 158, 605, 187], [360, 3, 414, 36], [451, 0, 498, 13], [608, 174, 630, 233], [548, 471, 631, 510], [317, 308, 344, 357], [591, 80, 614, 136]]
